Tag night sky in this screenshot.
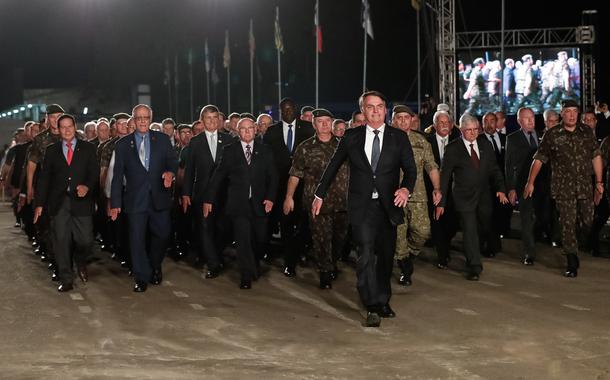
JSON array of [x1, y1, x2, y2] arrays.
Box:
[[1, 0, 608, 120]]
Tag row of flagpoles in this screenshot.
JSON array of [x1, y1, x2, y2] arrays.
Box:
[[164, 0, 377, 120]]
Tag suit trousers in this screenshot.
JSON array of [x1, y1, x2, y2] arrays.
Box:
[[280, 206, 308, 270], [431, 204, 458, 264], [233, 201, 268, 281], [351, 199, 397, 311], [194, 204, 223, 271], [518, 196, 536, 257], [128, 199, 171, 282], [458, 209, 484, 274], [589, 195, 610, 253], [51, 196, 93, 284]]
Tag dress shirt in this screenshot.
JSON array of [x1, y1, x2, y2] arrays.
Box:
[[462, 137, 480, 157], [62, 137, 77, 161], [282, 120, 296, 150], [134, 132, 151, 169], [205, 130, 218, 160], [436, 133, 449, 161], [364, 124, 385, 165]]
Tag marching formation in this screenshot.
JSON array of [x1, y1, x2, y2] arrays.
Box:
[[2, 92, 610, 328]]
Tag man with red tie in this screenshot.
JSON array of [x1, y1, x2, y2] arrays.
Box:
[[34, 114, 99, 292]]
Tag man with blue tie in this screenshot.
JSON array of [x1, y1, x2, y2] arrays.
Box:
[[110, 104, 178, 292]]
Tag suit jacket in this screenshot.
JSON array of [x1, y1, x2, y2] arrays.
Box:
[[481, 132, 506, 172], [425, 129, 460, 206], [205, 141, 278, 217], [505, 129, 539, 192], [35, 140, 99, 216], [263, 119, 314, 200], [110, 131, 178, 213], [439, 136, 505, 212], [182, 131, 233, 205], [315, 125, 417, 226]]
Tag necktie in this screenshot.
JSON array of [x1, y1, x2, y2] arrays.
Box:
[[66, 142, 73, 165], [287, 124, 293, 153], [371, 130, 380, 171], [245, 144, 252, 165], [139, 137, 147, 170], [210, 133, 217, 162], [489, 135, 500, 154], [440, 137, 447, 161], [470, 143, 480, 169], [528, 132, 537, 148]]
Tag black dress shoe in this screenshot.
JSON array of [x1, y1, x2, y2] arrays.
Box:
[[239, 279, 252, 289], [564, 254, 578, 278], [398, 272, 412, 286], [77, 266, 88, 283], [51, 271, 59, 282], [319, 272, 332, 289], [379, 304, 396, 318], [150, 269, 163, 285], [467, 273, 480, 281], [262, 253, 273, 264], [283, 266, 296, 277], [365, 312, 381, 327], [40, 254, 50, 263], [205, 269, 220, 279], [133, 281, 147, 292], [48, 262, 56, 270], [57, 283, 73, 292], [523, 256, 535, 266]]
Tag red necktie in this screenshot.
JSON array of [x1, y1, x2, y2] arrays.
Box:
[[470, 143, 479, 169], [66, 142, 73, 165]]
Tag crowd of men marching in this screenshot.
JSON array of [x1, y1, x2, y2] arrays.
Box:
[[2, 92, 610, 327]]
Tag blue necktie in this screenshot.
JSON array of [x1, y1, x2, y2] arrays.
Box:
[[287, 124, 293, 153], [371, 130, 380, 171]]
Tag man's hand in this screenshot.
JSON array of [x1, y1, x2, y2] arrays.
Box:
[[508, 190, 518, 206], [181, 195, 191, 213], [523, 182, 534, 199], [162, 171, 174, 188], [312, 197, 323, 219], [263, 200, 274, 213], [594, 183, 605, 205], [76, 185, 89, 197], [497, 192, 509, 204], [283, 196, 294, 215], [435, 206, 444, 220], [203, 203, 212, 218], [110, 208, 121, 221], [394, 187, 410, 208], [432, 189, 442, 206], [33, 206, 43, 224]]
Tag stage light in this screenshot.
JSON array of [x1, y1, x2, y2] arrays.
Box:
[[27, 104, 33, 108], [7, 111, 12, 115], [20, 106, 25, 111], [13, 109, 19, 113], [1, 113, 6, 117], [83, 107, 89, 115]]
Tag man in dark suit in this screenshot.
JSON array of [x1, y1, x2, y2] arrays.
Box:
[[204, 118, 278, 289], [505, 107, 541, 265], [436, 113, 508, 281], [263, 97, 314, 276], [34, 114, 99, 292], [426, 110, 460, 268], [182, 105, 233, 277], [313, 90, 417, 327], [110, 104, 178, 292]]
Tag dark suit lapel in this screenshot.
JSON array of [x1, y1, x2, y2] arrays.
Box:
[[355, 127, 371, 171], [376, 127, 393, 170]]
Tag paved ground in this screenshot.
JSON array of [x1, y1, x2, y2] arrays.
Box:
[[1, 203, 610, 379]]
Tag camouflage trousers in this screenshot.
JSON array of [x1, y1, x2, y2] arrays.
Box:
[[395, 201, 431, 261], [555, 197, 594, 256], [310, 211, 348, 272]]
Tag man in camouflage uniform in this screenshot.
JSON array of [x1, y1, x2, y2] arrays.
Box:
[[26, 104, 64, 274], [391, 105, 442, 286], [284, 108, 348, 289], [524, 100, 604, 277]]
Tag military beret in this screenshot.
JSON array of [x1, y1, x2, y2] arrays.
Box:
[[113, 112, 130, 121], [561, 99, 579, 109], [392, 104, 415, 116], [177, 124, 192, 132], [301, 106, 315, 114], [473, 57, 485, 65], [437, 103, 450, 112], [239, 113, 256, 121], [46, 104, 65, 115], [312, 108, 334, 118]]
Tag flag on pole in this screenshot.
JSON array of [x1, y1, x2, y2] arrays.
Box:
[[187, 48, 193, 66], [223, 30, 231, 68], [411, 0, 422, 11], [314, 0, 322, 53], [163, 56, 170, 85], [362, 0, 374, 39], [249, 19, 256, 61], [174, 54, 179, 86], [274, 6, 284, 53], [204, 39, 210, 73]]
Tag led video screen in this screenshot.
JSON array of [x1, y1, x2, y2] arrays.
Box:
[[457, 48, 581, 116]]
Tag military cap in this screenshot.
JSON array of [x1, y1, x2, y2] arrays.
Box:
[[177, 124, 192, 132], [437, 103, 450, 112], [113, 112, 130, 121], [392, 104, 415, 116], [522, 54, 532, 62], [46, 104, 65, 114], [239, 112, 256, 121], [57, 113, 76, 125], [561, 99, 579, 109], [312, 108, 334, 118], [473, 57, 485, 65], [301, 106, 315, 114]]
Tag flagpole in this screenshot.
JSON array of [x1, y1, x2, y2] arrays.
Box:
[[174, 54, 179, 119], [166, 55, 172, 116], [189, 50, 194, 120], [416, 7, 421, 112], [276, 6, 282, 106], [362, 27, 367, 93], [315, 0, 319, 108], [227, 65, 231, 114], [205, 39, 211, 104], [250, 19, 255, 114], [206, 71, 210, 104]]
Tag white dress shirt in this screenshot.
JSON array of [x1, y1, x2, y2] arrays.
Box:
[[205, 130, 218, 161], [240, 140, 254, 198], [282, 120, 296, 150], [462, 137, 480, 157], [364, 124, 385, 164], [485, 132, 501, 152], [435, 133, 449, 161]]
